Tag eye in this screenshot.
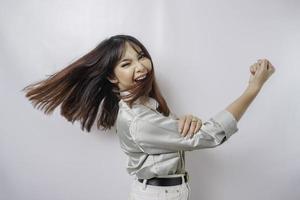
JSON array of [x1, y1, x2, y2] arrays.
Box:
[[120, 52, 146, 67], [121, 63, 129, 67]]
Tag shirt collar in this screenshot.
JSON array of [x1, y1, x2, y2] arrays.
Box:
[[118, 91, 158, 110]]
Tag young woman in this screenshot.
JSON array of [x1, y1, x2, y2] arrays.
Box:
[[22, 34, 275, 200]]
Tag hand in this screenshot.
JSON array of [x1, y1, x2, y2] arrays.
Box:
[[178, 114, 202, 138], [249, 58, 276, 90]]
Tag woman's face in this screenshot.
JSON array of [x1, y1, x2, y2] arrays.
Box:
[[108, 42, 152, 91]]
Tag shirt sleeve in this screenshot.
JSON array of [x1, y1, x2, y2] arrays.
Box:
[[129, 109, 239, 154], [169, 111, 179, 120]]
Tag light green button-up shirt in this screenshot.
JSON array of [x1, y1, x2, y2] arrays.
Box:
[[116, 92, 239, 179]]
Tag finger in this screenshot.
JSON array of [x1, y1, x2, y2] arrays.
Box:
[[265, 59, 270, 70], [179, 115, 189, 134], [257, 59, 264, 66], [253, 63, 260, 74], [264, 58, 270, 63], [270, 65, 276, 74], [178, 116, 185, 133], [267, 64, 276, 77], [262, 59, 268, 70], [187, 119, 198, 138], [182, 115, 193, 136], [189, 119, 202, 139], [251, 63, 259, 74], [250, 64, 255, 74], [256, 60, 266, 75], [194, 119, 202, 133], [268, 61, 275, 73]]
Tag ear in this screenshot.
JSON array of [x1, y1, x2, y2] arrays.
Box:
[[107, 75, 118, 84]]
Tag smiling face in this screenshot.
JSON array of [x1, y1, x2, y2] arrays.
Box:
[[107, 41, 152, 92]]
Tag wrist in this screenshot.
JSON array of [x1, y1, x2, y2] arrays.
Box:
[[245, 84, 261, 96]]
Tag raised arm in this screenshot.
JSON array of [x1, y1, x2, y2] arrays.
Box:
[[226, 58, 275, 122], [225, 85, 260, 122], [128, 59, 275, 154]]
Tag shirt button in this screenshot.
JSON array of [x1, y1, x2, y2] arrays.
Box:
[[165, 189, 168, 193]]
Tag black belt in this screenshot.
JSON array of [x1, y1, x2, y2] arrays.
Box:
[[138, 173, 189, 186]]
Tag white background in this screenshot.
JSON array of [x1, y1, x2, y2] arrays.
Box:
[[1, 0, 299, 199]]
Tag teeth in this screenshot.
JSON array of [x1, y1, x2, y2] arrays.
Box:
[[135, 75, 146, 81]]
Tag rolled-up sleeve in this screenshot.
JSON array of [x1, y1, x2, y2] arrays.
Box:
[[129, 109, 239, 154]]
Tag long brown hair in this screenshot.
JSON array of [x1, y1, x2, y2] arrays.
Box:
[[22, 34, 172, 133]]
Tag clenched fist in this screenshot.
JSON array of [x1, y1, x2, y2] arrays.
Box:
[[249, 58, 276, 89]]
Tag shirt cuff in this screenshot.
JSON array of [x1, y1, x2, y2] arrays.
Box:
[[211, 110, 239, 139]]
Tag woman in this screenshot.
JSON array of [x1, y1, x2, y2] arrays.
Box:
[[22, 34, 275, 199]]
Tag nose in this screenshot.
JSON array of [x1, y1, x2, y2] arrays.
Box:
[[135, 61, 147, 73]]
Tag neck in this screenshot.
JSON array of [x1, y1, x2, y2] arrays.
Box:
[[120, 91, 150, 105]]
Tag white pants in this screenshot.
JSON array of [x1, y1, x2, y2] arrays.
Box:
[[129, 174, 191, 200]]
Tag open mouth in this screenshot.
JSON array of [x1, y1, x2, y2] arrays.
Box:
[[134, 74, 148, 83]]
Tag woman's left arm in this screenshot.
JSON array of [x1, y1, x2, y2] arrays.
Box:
[[170, 112, 203, 139]]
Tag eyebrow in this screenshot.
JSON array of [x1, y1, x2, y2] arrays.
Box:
[[120, 51, 144, 63]]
